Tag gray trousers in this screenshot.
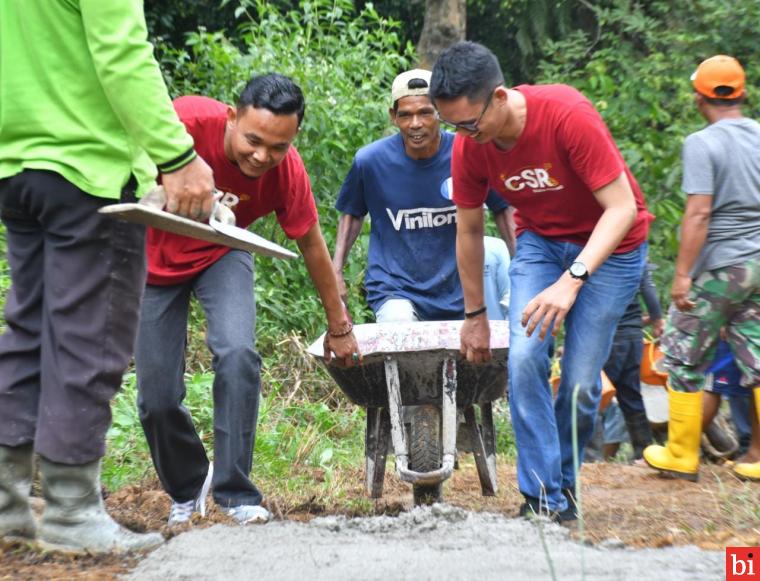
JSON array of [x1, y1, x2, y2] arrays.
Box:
[[0, 170, 146, 464], [135, 250, 263, 507]]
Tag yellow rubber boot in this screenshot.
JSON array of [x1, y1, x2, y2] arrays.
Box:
[[733, 388, 760, 482], [643, 387, 702, 482]]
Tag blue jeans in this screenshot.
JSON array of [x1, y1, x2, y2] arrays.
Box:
[[507, 232, 646, 511], [136, 250, 263, 507]]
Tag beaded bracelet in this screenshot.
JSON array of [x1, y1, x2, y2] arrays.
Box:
[[328, 321, 354, 337]]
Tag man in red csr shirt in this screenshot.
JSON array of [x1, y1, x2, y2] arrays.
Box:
[[430, 42, 651, 522], [135, 74, 360, 526]]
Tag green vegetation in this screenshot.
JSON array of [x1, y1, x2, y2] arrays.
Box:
[[1, 0, 760, 496], [535, 0, 760, 289]]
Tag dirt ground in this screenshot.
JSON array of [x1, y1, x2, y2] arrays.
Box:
[[1, 460, 758, 580]]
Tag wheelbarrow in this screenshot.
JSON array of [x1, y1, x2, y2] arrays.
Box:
[[307, 321, 508, 505]]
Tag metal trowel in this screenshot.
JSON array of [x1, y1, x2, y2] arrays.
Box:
[[98, 186, 297, 259]]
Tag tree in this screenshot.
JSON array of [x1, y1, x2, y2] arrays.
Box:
[[144, 0, 239, 44], [416, 0, 466, 68]]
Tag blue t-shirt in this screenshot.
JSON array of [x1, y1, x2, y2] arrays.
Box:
[[336, 131, 508, 320]]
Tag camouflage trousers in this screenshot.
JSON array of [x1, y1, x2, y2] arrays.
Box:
[[662, 257, 760, 393]]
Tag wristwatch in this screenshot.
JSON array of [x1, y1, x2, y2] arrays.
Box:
[[568, 261, 589, 281]]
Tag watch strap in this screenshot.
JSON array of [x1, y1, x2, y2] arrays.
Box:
[[464, 306, 488, 319]]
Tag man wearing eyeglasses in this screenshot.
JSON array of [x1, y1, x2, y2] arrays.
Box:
[[430, 42, 651, 522], [333, 69, 513, 324]]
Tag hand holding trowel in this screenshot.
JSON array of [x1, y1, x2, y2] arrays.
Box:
[[99, 186, 297, 259]]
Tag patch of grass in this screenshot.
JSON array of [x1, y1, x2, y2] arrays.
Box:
[[103, 373, 154, 489], [712, 471, 760, 528], [342, 497, 375, 516], [493, 399, 517, 459]]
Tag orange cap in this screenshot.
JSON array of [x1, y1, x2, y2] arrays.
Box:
[[691, 55, 745, 99]]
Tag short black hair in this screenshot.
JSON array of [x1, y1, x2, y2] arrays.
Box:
[[429, 41, 504, 104], [392, 77, 430, 112], [237, 73, 305, 126], [702, 92, 746, 107]]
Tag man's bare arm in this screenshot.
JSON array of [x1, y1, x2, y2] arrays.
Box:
[[297, 222, 361, 365], [331, 213, 365, 303], [522, 171, 638, 340], [493, 207, 516, 258], [457, 206, 491, 363], [671, 193, 712, 311]]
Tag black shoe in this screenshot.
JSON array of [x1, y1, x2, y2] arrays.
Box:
[[518, 495, 560, 524], [560, 488, 578, 522]]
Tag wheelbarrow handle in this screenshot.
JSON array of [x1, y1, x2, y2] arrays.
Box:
[[396, 455, 455, 486]]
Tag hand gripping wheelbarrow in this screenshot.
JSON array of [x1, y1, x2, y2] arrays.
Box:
[[308, 321, 508, 505]]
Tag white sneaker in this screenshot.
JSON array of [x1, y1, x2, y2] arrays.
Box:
[[167, 462, 214, 526], [227, 504, 270, 525], [168, 499, 194, 526]]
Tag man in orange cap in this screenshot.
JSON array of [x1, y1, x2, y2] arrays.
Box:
[[643, 55, 760, 482]]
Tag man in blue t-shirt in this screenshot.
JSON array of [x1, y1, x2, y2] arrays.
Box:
[[332, 69, 512, 322]]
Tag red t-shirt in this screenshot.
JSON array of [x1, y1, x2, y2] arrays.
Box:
[[452, 84, 651, 253], [146, 96, 318, 285]]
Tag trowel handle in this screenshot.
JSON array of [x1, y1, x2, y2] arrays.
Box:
[[139, 186, 167, 209], [210, 196, 237, 225], [140, 187, 232, 224]]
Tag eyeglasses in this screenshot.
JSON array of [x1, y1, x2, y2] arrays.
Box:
[[439, 89, 495, 133]]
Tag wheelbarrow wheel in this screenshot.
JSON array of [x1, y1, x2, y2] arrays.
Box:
[[410, 404, 442, 505]]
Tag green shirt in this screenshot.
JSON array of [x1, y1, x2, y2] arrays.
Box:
[[0, 0, 195, 199]]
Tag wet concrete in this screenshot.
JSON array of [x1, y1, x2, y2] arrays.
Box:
[[127, 505, 723, 580]]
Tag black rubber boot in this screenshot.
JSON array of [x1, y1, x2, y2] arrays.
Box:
[[623, 411, 655, 460]]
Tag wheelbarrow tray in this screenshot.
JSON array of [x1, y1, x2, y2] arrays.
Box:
[[307, 321, 509, 407]]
